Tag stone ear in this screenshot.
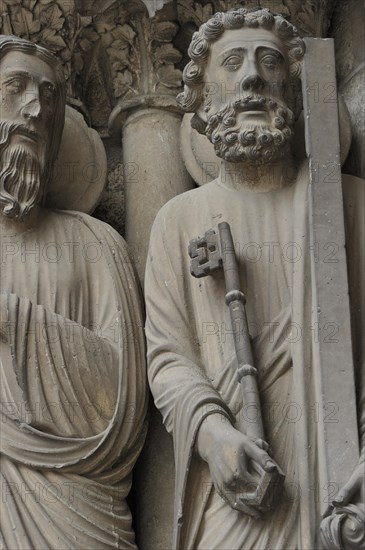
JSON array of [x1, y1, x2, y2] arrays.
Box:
[[194, 87, 212, 127], [191, 113, 207, 134], [202, 90, 212, 114]]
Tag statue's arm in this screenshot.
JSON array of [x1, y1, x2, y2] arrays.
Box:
[[1, 288, 120, 353], [145, 208, 275, 514], [145, 209, 231, 436], [1, 288, 121, 435]]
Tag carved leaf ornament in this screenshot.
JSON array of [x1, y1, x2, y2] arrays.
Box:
[[0, 0, 336, 117]]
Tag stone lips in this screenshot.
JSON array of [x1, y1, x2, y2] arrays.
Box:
[[46, 106, 107, 214]]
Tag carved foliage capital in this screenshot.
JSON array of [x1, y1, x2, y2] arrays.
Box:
[[0, 0, 184, 127], [92, 3, 182, 102]]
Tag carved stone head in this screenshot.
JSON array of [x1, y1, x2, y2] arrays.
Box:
[[177, 9, 305, 165], [0, 35, 66, 220]]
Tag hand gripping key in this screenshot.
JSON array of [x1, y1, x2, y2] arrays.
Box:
[[189, 221, 285, 515]]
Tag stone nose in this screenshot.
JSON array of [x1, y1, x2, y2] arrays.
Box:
[[240, 73, 265, 93], [22, 93, 42, 120]]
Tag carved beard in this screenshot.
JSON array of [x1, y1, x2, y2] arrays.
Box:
[[0, 122, 46, 221], [205, 95, 295, 164]]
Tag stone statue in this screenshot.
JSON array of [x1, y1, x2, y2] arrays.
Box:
[[0, 35, 147, 549], [145, 8, 364, 549]]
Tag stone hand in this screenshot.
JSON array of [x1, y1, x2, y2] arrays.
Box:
[[332, 457, 365, 507], [321, 456, 365, 549], [196, 414, 279, 517]]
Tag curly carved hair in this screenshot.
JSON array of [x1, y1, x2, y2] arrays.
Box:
[[177, 8, 305, 121]]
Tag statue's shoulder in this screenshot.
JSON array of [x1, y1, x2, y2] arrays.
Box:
[[49, 209, 140, 283], [48, 208, 136, 267], [51, 208, 127, 245], [152, 182, 217, 230]]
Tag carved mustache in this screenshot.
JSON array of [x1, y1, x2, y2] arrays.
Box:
[[0, 122, 42, 149], [207, 95, 294, 132], [14, 124, 41, 142], [233, 95, 276, 112]]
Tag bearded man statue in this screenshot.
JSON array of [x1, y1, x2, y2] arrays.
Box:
[[144, 8, 364, 550], [0, 35, 147, 549]]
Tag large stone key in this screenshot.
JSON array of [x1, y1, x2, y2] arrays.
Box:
[[189, 221, 285, 515]]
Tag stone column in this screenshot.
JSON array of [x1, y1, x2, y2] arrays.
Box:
[[107, 2, 194, 280], [117, 105, 193, 280], [107, 5, 193, 550]]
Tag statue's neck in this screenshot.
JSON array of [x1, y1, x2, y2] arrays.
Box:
[[218, 156, 298, 193]]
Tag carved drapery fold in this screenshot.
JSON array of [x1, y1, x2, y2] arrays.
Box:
[[0, 3, 362, 550]]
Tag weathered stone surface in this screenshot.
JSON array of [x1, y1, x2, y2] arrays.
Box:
[[145, 8, 364, 550], [0, 2, 364, 549], [120, 107, 193, 281], [0, 35, 147, 549], [302, 38, 361, 545]]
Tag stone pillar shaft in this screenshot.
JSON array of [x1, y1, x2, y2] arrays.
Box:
[[122, 107, 194, 280]]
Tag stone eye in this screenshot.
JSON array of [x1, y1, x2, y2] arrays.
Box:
[[223, 55, 242, 71], [41, 84, 56, 103], [5, 77, 24, 94], [260, 53, 282, 69]]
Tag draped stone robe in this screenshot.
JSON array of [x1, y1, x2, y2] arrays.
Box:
[[145, 164, 364, 550], [0, 209, 147, 549]]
